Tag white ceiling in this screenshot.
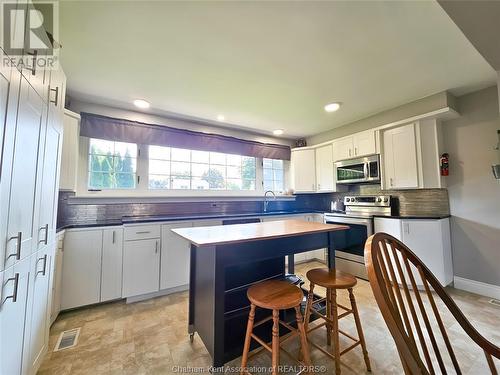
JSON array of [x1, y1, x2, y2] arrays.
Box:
[[59, 0, 496, 138]]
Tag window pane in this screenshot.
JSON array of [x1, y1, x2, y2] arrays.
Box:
[[114, 141, 137, 158], [274, 180, 284, 192], [89, 154, 113, 172], [227, 165, 241, 179], [273, 169, 283, 182], [171, 161, 191, 176], [227, 154, 241, 166], [263, 179, 273, 191], [202, 168, 226, 189], [171, 177, 190, 189], [149, 145, 170, 160], [149, 159, 170, 175], [89, 139, 113, 155], [171, 148, 191, 162], [242, 179, 255, 190], [88, 172, 111, 189], [272, 159, 283, 169], [263, 158, 273, 168], [263, 168, 273, 181], [115, 173, 136, 188], [227, 179, 242, 190], [114, 157, 137, 173], [149, 175, 170, 189], [191, 178, 209, 190], [210, 152, 226, 165], [192, 150, 209, 163], [191, 163, 209, 177], [242, 157, 256, 179]]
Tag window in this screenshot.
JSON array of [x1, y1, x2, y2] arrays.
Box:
[[88, 139, 137, 189], [263, 158, 284, 192], [148, 146, 256, 190]]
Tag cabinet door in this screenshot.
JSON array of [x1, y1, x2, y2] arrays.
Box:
[[161, 223, 191, 290], [24, 248, 52, 374], [315, 144, 334, 192], [61, 230, 103, 310], [332, 136, 353, 161], [4, 78, 45, 269], [374, 217, 402, 239], [0, 257, 30, 375], [353, 130, 376, 157], [383, 124, 418, 189], [50, 234, 64, 324], [291, 149, 316, 192], [101, 229, 123, 302], [59, 112, 79, 191], [122, 239, 160, 298]]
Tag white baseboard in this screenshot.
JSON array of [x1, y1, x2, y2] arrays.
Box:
[[453, 277, 500, 299], [125, 284, 189, 304]]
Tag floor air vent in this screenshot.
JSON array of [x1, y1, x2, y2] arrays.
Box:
[[489, 299, 500, 307], [54, 328, 81, 351]]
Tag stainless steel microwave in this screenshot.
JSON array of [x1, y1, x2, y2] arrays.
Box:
[[335, 154, 380, 184]]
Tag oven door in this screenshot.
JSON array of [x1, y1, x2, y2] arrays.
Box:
[[324, 216, 373, 262]]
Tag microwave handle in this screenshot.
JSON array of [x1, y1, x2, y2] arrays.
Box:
[[364, 162, 369, 179]]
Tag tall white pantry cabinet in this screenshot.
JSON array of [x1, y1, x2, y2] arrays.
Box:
[[0, 29, 67, 375]]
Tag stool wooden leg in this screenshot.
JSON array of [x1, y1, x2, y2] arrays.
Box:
[[331, 288, 341, 374], [349, 288, 371, 372], [304, 283, 315, 333], [241, 304, 256, 375], [272, 309, 280, 375], [295, 306, 312, 372], [326, 287, 332, 346]]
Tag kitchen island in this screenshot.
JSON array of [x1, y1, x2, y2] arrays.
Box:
[[172, 219, 349, 367]]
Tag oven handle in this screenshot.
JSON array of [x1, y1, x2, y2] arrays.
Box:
[[325, 216, 373, 226]]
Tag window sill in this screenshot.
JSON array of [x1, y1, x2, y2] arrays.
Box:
[[68, 192, 296, 205]]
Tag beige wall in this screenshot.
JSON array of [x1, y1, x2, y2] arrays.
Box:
[[306, 91, 455, 145], [442, 86, 500, 286]]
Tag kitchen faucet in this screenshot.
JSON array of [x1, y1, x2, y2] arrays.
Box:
[[263, 190, 276, 212]]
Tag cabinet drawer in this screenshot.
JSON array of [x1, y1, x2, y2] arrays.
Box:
[[124, 225, 160, 241]]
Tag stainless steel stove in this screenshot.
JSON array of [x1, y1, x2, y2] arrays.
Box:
[[324, 195, 391, 279]]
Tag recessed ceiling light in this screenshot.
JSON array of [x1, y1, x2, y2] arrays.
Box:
[[324, 102, 341, 112], [217, 115, 225, 122], [133, 99, 150, 109], [273, 129, 284, 136]]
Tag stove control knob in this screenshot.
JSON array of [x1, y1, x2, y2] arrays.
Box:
[[346, 198, 350, 202], [383, 197, 389, 202], [377, 197, 382, 202]]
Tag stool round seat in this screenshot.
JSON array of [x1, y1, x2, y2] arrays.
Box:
[[306, 268, 357, 289], [247, 280, 303, 310]]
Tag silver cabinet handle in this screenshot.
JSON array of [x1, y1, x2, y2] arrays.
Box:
[[50, 86, 59, 106], [155, 241, 159, 254], [26, 50, 38, 75], [112, 230, 116, 244], [7, 232, 22, 260], [355, 147, 358, 156], [390, 177, 394, 187], [4, 273, 19, 303], [37, 254, 48, 276], [136, 231, 151, 235], [39, 224, 49, 245], [318, 183, 321, 190]]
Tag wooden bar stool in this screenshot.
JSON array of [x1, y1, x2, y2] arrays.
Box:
[[241, 280, 312, 375], [304, 268, 371, 374]]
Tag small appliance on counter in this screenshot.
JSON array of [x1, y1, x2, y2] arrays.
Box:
[[324, 195, 391, 279]]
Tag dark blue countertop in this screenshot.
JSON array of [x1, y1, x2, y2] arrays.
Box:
[[56, 210, 324, 232]]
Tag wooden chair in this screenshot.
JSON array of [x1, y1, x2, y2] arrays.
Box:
[[364, 233, 500, 375]]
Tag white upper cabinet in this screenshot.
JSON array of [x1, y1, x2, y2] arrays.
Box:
[[332, 137, 354, 161], [315, 144, 334, 192], [332, 130, 376, 161], [382, 123, 419, 189], [353, 130, 376, 157], [291, 148, 316, 192], [59, 111, 79, 191], [161, 223, 191, 290]]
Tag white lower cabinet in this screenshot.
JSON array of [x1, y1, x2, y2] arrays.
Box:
[[123, 238, 160, 298], [61, 230, 103, 310], [0, 256, 30, 375], [50, 232, 64, 324], [101, 229, 123, 301], [374, 217, 453, 286], [161, 223, 191, 290]]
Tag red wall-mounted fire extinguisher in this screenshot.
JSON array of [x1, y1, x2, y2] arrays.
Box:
[[440, 153, 449, 176]]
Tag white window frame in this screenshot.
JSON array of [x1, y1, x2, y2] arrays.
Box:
[[77, 137, 288, 197]]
